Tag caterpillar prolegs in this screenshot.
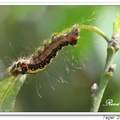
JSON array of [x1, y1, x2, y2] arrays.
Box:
[[8, 25, 80, 76]]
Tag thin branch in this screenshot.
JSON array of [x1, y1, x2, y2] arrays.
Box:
[[78, 25, 110, 43], [90, 13, 120, 112]]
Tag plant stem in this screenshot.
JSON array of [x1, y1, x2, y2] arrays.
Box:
[[90, 46, 116, 112], [77, 24, 115, 112], [78, 25, 110, 43], [90, 13, 120, 112]]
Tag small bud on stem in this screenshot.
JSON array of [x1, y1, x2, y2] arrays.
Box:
[[108, 64, 116, 73], [91, 83, 98, 94]]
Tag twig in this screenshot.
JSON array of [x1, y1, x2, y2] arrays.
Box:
[[90, 13, 120, 112]]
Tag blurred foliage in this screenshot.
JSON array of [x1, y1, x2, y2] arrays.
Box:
[[0, 6, 120, 112]]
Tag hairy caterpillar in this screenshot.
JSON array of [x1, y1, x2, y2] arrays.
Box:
[[8, 25, 80, 76]]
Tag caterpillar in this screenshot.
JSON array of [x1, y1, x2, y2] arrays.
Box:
[[8, 25, 80, 76]]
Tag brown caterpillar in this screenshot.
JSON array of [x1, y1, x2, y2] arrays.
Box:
[[8, 25, 80, 76]]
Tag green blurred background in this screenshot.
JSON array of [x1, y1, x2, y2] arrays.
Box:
[[0, 5, 120, 112]]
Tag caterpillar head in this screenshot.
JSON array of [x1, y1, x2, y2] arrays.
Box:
[[8, 59, 29, 76]]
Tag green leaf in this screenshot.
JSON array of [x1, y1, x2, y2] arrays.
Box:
[[0, 75, 26, 112]]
